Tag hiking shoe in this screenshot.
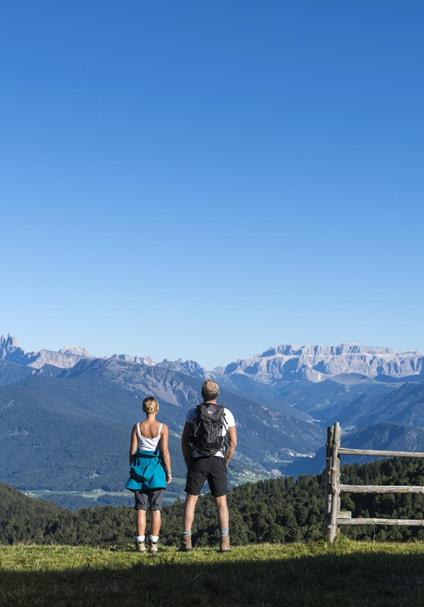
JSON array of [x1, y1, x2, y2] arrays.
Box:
[[135, 540, 147, 553], [148, 540, 158, 555], [180, 535, 193, 552], [219, 536, 231, 553]]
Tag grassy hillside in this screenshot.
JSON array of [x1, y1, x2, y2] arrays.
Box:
[[1, 541, 424, 606]]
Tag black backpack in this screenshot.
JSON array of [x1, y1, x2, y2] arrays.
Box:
[[190, 404, 227, 456]]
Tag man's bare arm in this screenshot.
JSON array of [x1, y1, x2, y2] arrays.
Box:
[[225, 426, 237, 465], [181, 422, 192, 467]]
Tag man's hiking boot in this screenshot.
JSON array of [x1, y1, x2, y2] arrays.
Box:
[[135, 540, 146, 553], [180, 535, 193, 552], [219, 536, 231, 553], [148, 540, 158, 556]]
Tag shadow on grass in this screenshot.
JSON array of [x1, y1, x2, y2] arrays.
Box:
[[1, 551, 424, 607]]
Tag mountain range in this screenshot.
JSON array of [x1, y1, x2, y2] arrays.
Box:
[[1, 334, 424, 508]]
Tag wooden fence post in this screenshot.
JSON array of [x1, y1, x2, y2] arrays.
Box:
[[325, 424, 334, 529], [327, 422, 341, 544]]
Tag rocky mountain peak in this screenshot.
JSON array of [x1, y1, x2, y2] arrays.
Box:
[[0, 334, 92, 369], [59, 345, 91, 358], [112, 353, 156, 366], [0, 334, 19, 354], [220, 343, 424, 383]]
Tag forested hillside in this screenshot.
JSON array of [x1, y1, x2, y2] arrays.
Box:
[[3, 457, 424, 546], [0, 483, 65, 544]]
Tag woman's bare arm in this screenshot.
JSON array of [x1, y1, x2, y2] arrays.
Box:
[[129, 425, 138, 464], [160, 424, 172, 483]]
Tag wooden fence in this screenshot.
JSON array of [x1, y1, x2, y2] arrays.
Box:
[[325, 422, 424, 543]]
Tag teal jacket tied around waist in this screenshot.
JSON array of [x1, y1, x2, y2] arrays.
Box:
[[126, 449, 167, 492]]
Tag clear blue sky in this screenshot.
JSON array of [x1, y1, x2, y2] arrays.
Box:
[[1, 1, 423, 367]]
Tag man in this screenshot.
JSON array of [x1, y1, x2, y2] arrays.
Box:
[[181, 379, 237, 552]]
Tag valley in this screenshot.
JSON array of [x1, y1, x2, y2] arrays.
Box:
[[1, 335, 424, 508]]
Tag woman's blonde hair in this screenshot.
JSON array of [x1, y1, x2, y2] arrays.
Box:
[[143, 396, 159, 415]]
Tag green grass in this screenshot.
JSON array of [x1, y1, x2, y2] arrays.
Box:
[[2, 540, 424, 606]]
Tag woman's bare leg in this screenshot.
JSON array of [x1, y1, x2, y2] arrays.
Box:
[[151, 510, 161, 536], [137, 510, 147, 536]]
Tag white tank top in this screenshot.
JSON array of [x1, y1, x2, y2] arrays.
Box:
[[136, 422, 163, 451]]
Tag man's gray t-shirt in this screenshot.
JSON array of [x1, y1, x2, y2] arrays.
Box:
[[185, 405, 236, 458]]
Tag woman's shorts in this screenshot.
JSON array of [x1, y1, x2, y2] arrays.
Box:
[[134, 489, 165, 511]]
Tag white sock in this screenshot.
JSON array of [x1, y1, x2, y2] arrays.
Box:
[[150, 534, 159, 543], [135, 535, 145, 542]]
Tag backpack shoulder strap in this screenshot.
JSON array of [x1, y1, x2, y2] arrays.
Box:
[[191, 405, 204, 438], [194, 403, 205, 418], [213, 404, 225, 419]]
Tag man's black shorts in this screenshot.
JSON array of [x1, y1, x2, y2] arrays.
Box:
[[185, 455, 227, 497]]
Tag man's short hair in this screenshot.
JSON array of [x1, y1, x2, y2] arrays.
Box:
[[201, 379, 220, 402]]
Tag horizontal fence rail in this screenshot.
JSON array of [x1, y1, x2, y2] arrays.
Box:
[[338, 447, 424, 458], [325, 422, 424, 543], [340, 484, 424, 494], [338, 518, 424, 527]]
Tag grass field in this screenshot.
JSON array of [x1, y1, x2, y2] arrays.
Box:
[[1, 540, 424, 606]]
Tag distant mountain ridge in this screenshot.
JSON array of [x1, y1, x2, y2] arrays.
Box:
[[218, 343, 424, 384], [0, 335, 91, 369], [2, 334, 423, 383]]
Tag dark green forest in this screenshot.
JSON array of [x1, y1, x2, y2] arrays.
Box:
[[3, 457, 424, 546]]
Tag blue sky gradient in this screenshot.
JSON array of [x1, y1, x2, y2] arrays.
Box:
[[1, 1, 423, 367]]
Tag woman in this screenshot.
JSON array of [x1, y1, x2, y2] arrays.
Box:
[[126, 396, 172, 554]]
